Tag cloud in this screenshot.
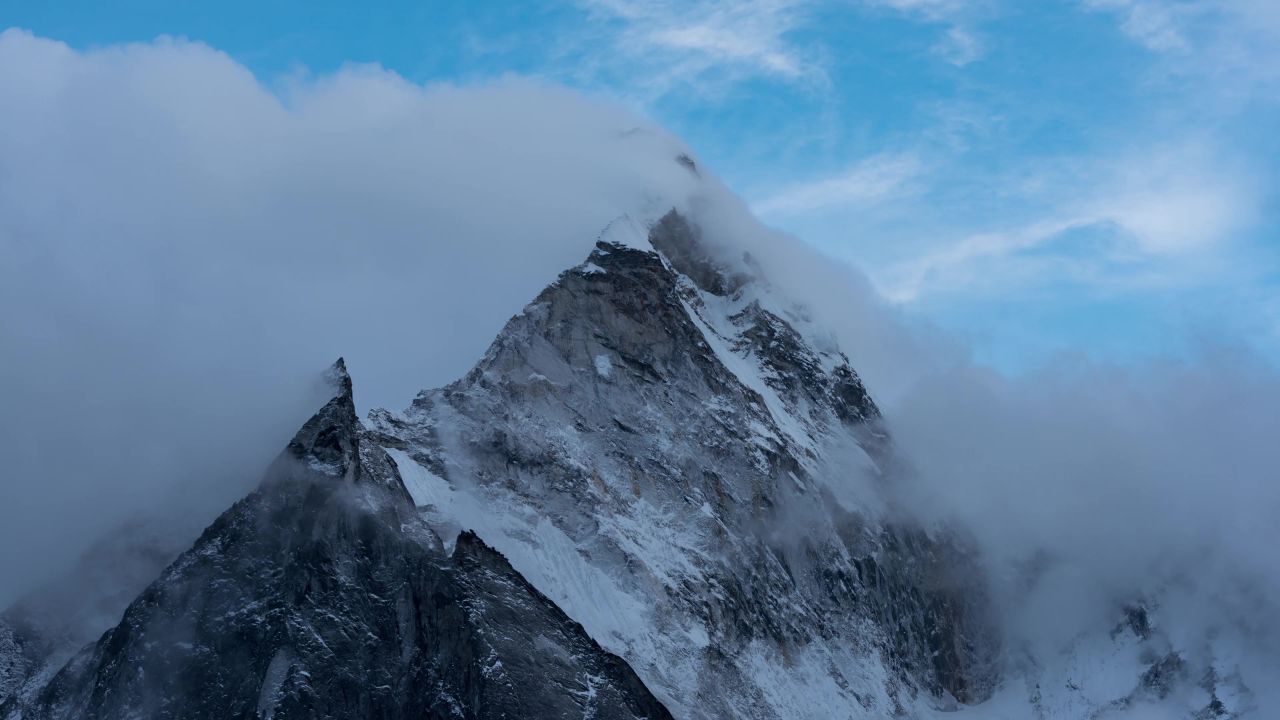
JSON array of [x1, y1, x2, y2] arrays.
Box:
[[1085, 0, 1280, 99], [935, 25, 983, 65], [575, 0, 821, 95], [570, 0, 992, 102], [1084, 0, 1193, 51], [0, 28, 703, 604], [862, 0, 986, 65], [875, 141, 1259, 302], [889, 350, 1280, 671], [2, 28, 1278, 711], [752, 151, 925, 215], [863, 0, 975, 18], [687, 146, 1280, 700]]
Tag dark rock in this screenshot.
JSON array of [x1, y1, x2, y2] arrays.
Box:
[[3, 368, 671, 720]]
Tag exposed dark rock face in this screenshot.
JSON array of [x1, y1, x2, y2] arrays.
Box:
[[0, 624, 34, 706], [646, 210, 749, 297], [0, 195, 1262, 718], [371, 211, 998, 717], [2, 362, 671, 720]]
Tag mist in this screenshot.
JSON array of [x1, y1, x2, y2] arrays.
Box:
[[887, 351, 1280, 703], [0, 28, 699, 604], [670, 166, 1280, 697], [1, 27, 1277, 704]]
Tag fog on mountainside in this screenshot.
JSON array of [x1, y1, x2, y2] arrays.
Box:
[[1, 27, 1278, 718]]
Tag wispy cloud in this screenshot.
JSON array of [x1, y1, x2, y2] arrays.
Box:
[[571, 0, 990, 100], [876, 142, 1259, 302], [1084, 0, 1280, 98], [863, 0, 974, 17], [935, 25, 983, 65], [862, 0, 986, 65], [753, 152, 924, 215], [1083, 0, 1193, 51], [576, 0, 821, 94]]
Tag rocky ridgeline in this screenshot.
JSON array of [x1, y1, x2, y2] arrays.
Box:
[[3, 197, 1244, 719]]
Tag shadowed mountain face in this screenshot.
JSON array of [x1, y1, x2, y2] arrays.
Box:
[[2, 361, 672, 720], [0, 523, 186, 710], [2, 209, 1001, 719], [367, 211, 998, 717], [4, 206, 1240, 719], [4, 207, 1003, 720]]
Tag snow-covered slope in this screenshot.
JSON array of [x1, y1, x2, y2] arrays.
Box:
[[2, 361, 672, 720], [4, 173, 1266, 718], [366, 208, 997, 718]]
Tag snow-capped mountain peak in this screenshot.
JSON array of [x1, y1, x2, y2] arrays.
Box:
[[367, 209, 995, 718], [5, 207, 1249, 720]]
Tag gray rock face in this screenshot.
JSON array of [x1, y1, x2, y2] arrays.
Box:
[[369, 211, 997, 717], [3, 208, 1000, 720], [2, 361, 672, 720], [2, 200, 1268, 719]]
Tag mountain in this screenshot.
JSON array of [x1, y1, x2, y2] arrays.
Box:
[[362, 209, 996, 718], [0, 511, 192, 709], [1, 196, 1260, 718], [2, 360, 670, 720]]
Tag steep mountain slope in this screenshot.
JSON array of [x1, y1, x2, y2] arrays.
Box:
[[5, 196, 1257, 719], [366, 210, 997, 718], [0, 513, 192, 708], [2, 361, 671, 720], [924, 600, 1260, 720]]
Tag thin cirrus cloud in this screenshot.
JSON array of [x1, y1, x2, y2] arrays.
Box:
[[568, 0, 1276, 374], [935, 25, 983, 65], [575, 0, 987, 96], [876, 142, 1259, 303], [576, 0, 821, 93], [1083, 0, 1192, 51], [861, 0, 985, 65], [743, 133, 1260, 312], [752, 152, 926, 215], [1084, 0, 1280, 96]]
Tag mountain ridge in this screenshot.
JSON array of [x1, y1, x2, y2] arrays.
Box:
[[365, 208, 996, 717], [3, 357, 672, 720], [3, 202, 1254, 719]]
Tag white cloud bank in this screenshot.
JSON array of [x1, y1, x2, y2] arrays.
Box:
[[0, 28, 700, 603], [1, 29, 1278, 712]]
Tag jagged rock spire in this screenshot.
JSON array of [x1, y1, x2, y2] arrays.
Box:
[[285, 357, 360, 479], [325, 356, 353, 400]]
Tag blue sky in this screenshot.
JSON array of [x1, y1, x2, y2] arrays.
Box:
[[4, 0, 1277, 370]]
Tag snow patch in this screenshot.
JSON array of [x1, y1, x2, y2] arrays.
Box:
[[595, 214, 652, 251], [677, 291, 816, 458], [593, 354, 613, 379], [257, 648, 294, 720], [390, 450, 452, 511], [384, 447, 694, 716]]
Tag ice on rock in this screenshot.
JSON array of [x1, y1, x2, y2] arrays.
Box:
[[595, 214, 653, 251], [594, 354, 613, 379], [4, 207, 1248, 720], [363, 209, 997, 719]]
